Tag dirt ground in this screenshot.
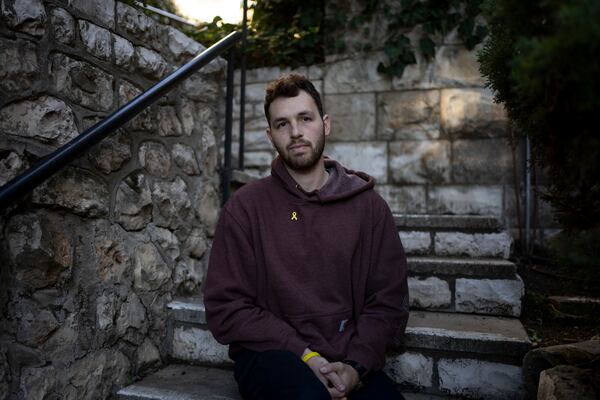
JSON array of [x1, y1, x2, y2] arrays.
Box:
[[518, 260, 600, 348]]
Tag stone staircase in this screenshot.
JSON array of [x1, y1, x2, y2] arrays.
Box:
[[117, 214, 531, 400]]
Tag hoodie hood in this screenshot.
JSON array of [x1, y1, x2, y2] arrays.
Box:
[[271, 156, 374, 203]]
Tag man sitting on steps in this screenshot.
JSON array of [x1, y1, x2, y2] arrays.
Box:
[[204, 74, 409, 400]]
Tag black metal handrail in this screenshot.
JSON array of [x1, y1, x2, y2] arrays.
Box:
[[0, 30, 243, 210]]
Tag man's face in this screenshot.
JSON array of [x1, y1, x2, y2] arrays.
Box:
[[266, 90, 330, 172]]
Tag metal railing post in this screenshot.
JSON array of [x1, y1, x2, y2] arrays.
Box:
[[238, 0, 248, 170], [222, 50, 235, 205]]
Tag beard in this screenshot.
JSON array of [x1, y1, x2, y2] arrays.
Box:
[[274, 129, 326, 172]]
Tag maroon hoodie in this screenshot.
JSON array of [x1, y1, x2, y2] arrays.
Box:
[[203, 157, 409, 371]]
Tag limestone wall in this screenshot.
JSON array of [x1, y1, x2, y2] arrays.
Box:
[[0, 0, 225, 397], [233, 49, 512, 214]]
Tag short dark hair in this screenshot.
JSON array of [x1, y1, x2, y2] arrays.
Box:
[[264, 74, 324, 126]]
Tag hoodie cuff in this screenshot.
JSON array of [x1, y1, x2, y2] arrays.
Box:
[[346, 345, 382, 372], [285, 335, 311, 358]]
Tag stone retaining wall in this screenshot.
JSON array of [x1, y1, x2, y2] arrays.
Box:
[[232, 47, 557, 239], [0, 1, 224, 398]]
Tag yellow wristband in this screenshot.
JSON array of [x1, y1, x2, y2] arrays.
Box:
[[302, 351, 320, 363]]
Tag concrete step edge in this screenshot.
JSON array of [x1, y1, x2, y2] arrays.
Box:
[[394, 214, 502, 232], [408, 256, 516, 277]]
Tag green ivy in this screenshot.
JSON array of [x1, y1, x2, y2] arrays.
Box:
[[132, 1, 486, 79]]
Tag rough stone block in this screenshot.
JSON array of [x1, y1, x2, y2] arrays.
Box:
[[50, 8, 75, 44], [172, 326, 231, 365], [51, 53, 113, 111], [325, 142, 388, 183], [133, 242, 171, 291], [157, 106, 183, 136], [195, 184, 220, 236], [308, 64, 324, 80], [438, 358, 525, 399], [408, 277, 451, 309], [113, 34, 134, 69], [427, 185, 503, 215], [375, 185, 426, 214], [1, 0, 46, 36], [174, 257, 205, 294], [0, 151, 25, 186], [139, 141, 171, 178], [147, 223, 180, 263], [135, 46, 169, 80], [182, 74, 220, 102], [0, 96, 78, 146], [324, 53, 392, 94], [377, 90, 440, 140], [152, 177, 193, 230], [399, 231, 431, 255], [116, 292, 147, 338], [538, 365, 599, 400], [32, 167, 109, 218], [114, 171, 153, 231], [69, 0, 115, 29], [116, 2, 160, 45], [7, 212, 73, 288], [118, 80, 155, 130], [183, 228, 208, 259], [435, 232, 511, 258], [78, 20, 111, 61], [136, 338, 161, 373], [166, 25, 204, 62], [456, 278, 523, 317], [433, 45, 485, 87], [88, 130, 131, 174], [65, 350, 130, 399], [441, 88, 507, 138], [325, 93, 376, 141], [0, 37, 39, 91], [390, 140, 451, 184], [452, 139, 511, 183], [385, 352, 433, 388], [172, 143, 200, 175]]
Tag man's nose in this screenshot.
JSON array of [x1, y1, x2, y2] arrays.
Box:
[[290, 121, 302, 138]]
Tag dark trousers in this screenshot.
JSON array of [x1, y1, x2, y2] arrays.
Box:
[[234, 349, 405, 400]]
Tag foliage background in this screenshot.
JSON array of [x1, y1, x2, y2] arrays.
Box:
[[478, 0, 600, 284]]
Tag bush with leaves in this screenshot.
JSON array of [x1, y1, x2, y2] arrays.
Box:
[[478, 0, 600, 281]]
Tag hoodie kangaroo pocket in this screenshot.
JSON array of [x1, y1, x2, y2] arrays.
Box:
[[285, 310, 355, 359]]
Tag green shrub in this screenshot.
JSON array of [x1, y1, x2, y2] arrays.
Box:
[[478, 0, 600, 231]]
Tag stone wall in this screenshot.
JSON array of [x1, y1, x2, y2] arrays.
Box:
[[232, 40, 558, 241], [233, 53, 513, 212], [0, 0, 225, 398]]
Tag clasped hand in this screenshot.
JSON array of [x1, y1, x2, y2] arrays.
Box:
[[305, 354, 360, 399]]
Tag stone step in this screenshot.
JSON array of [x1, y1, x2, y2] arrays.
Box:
[[394, 214, 503, 233], [167, 302, 530, 366], [116, 364, 454, 400], [394, 214, 511, 259], [389, 311, 530, 399], [165, 305, 530, 399], [407, 257, 523, 317]]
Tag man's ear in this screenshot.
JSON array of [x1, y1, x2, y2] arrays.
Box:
[[266, 127, 273, 146], [323, 114, 331, 137]]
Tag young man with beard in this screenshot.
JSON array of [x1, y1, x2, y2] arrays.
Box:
[[204, 74, 409, 400]]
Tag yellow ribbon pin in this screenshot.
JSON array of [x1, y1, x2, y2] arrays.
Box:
[[291, 211, 298, 221]]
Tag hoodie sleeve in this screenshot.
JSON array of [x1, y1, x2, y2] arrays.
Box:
[[203, 205, 309, 357], [346, 201, 409, 371]]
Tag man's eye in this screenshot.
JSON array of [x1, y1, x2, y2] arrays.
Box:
[[277, 121, 287, 128], [303, 117, 312, 122]]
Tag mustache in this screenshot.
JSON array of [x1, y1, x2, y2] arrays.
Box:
[[287, 140, 312, 150]]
